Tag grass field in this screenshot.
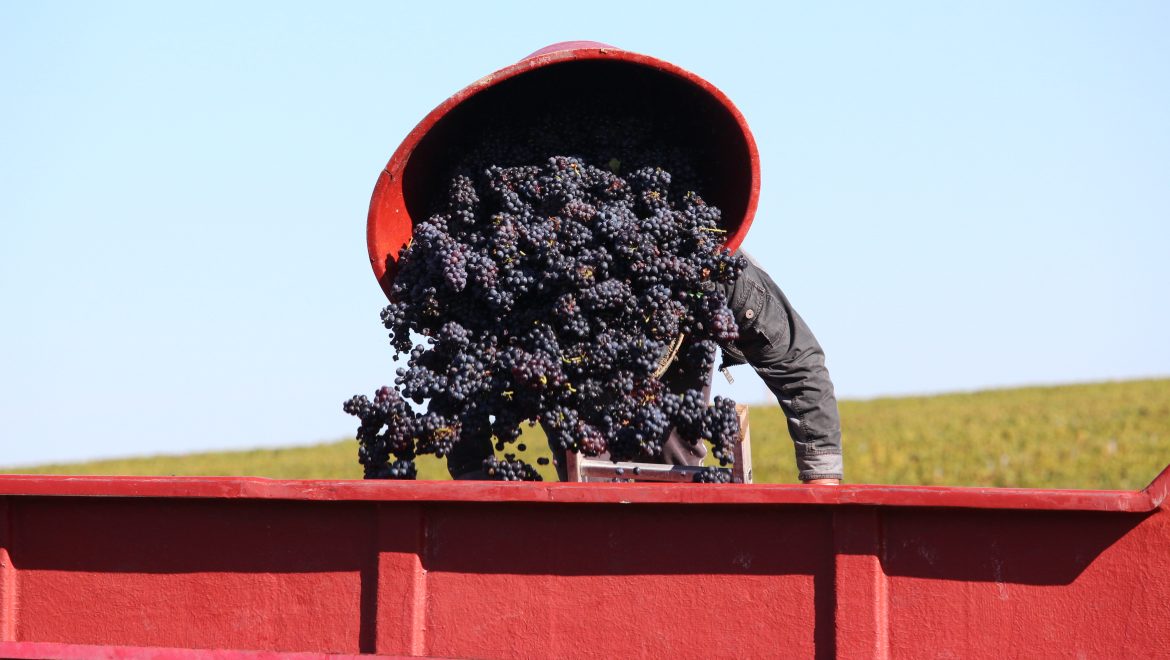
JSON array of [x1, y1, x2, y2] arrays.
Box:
[[7, 378, 1169, 490]]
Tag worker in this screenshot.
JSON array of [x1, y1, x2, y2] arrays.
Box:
[[449, 250, 843, 485], [659, 250, 843, 485]]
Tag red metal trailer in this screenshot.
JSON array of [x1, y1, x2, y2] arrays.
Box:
[[1, 469, 1168, 658]]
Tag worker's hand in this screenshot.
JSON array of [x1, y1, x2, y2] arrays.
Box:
[[804, 478, 840, 486]]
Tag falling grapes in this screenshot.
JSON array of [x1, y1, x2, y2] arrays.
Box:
[[346, 155, 744, 481], [692, 466, 733, 484]]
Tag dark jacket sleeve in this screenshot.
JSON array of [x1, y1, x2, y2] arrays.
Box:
[[718, 255, 844, 481]]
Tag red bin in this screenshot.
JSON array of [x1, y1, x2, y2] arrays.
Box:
[[366, 41, 761, 298]]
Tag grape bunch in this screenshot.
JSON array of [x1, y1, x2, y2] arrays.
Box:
[[346, 155, 745, 481], [692, 466, 733, 484], [483, 455, 542, 481]]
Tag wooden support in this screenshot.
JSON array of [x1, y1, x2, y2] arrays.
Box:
[[731, 404, 752, 484]]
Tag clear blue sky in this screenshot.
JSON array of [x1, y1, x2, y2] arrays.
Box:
[[2, 2, 1167, 467]]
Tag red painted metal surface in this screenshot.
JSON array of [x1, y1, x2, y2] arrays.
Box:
[[0, 640, 394, 659], [366, 42, 761, 298], [1, 468, 1168, 658]]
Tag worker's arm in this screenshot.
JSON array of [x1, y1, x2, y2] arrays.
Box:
[[718, 255, 844, 484]]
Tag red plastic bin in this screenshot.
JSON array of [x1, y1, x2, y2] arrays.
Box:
[[366, 42, 761, 298]]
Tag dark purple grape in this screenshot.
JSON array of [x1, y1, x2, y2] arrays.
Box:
[[345, 154, 746, 480]]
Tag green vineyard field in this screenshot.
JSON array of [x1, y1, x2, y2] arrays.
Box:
[[8, 378, 1168, 490]]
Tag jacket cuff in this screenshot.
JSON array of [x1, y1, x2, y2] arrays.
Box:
[[797, 451, 843, 482]]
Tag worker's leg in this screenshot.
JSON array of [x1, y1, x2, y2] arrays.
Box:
[[446, 431, 494, 479], [546, 385, 712, 480], [659, 428, 707, 466], [658, 370, 711, 466]]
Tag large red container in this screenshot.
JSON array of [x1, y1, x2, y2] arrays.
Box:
[[2, 468, 1168, 658], [366, 42, 761, 298]]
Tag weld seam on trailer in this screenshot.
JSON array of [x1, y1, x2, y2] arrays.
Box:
[[873, 511, 890, 659], [1145, 464, 1170, 509], [0, 498, 15, 643], [370, 504, 430, 656], [410, 504, 428, 657], [832, 508, 891, 659]]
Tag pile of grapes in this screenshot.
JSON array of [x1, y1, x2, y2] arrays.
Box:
[[344, 155, 745, 481]]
